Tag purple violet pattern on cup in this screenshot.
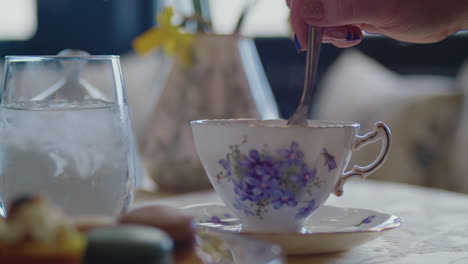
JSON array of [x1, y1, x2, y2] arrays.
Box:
[[322, 148, 337, 171], [295, 200, 317, 219], [356, 215, 377, 226], [210, 216, 223, 224], [217, 139, 337, 218], [232, 198, 255, 216]]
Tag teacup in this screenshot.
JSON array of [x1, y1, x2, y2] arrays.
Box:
[[191, 119, 391, 233]]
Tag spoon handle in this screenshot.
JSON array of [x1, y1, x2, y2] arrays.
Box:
[[287, 26, 323, 125]]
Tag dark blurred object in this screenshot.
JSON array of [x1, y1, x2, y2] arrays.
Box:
[[254, 32, 468, 118], [0, 0, 156, 56], [118, 205, 195, 248], [84, 226, 173, 264]]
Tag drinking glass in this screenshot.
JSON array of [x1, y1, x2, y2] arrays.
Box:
[[0, 54, 136, 218]]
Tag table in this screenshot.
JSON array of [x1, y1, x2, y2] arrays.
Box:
[[135, 180, 468, 264]]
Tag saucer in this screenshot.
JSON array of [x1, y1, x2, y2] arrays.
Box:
[[182, 229, 285, 264], [184, 203, 402, 255]]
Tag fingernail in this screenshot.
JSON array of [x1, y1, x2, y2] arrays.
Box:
[[301, 1, 324, 22], [294, 34, 302, 52], [324, 28, 362, 42], [345, 31, 360, 41], [327, 29, 346, 40]]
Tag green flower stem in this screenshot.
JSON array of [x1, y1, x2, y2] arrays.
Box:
[[234, 0, 258, 34], [192, 0, 212, 32]]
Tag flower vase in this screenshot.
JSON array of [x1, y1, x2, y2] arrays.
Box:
[[139, 34, 279, 193]]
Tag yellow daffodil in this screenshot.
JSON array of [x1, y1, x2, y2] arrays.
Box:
[[133, 7, 193, 66]]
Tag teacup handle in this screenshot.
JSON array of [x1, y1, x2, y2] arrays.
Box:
[[334, 121, 391, 196]]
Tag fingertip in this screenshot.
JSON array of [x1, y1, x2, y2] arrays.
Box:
[[294, 34, 302, 52], [290, 0, 308, 51], [295, 27, 308, 51], [300, 0, 393, 27], [322, 25, 363, 46], [300, 0, 325, 24], [328, 39, 362, 48]]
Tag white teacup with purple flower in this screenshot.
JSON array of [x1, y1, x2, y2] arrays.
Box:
[[191, 119, 391, 233]]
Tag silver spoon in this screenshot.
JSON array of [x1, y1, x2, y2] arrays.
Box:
[[287, 26, 323, 126]]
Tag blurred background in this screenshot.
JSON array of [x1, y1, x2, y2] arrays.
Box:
[[1, 0, 467, 117], [2, 0, 468, 194]]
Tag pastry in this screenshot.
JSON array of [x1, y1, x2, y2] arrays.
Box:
[[72, 215, 115, 233], [0, 194, 86, 264]]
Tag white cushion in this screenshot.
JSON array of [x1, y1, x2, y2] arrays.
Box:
[[314, 50, 463, 187]]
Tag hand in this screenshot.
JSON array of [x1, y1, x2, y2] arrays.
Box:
[[287, 0, 468, 49]]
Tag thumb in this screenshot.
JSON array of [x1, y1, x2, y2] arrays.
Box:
[[297, 0, 399, 27]]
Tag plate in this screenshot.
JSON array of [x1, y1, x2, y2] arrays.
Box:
[[184, 203, 402, 255]]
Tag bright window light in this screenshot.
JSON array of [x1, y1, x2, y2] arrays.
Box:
[[210, 0, 290, 37], [0, 0, 37, 41]]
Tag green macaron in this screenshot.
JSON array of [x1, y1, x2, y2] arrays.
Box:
[[83, 225, 173, 264]]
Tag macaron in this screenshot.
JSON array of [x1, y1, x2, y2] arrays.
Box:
[[83, 225, 173, 264]]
